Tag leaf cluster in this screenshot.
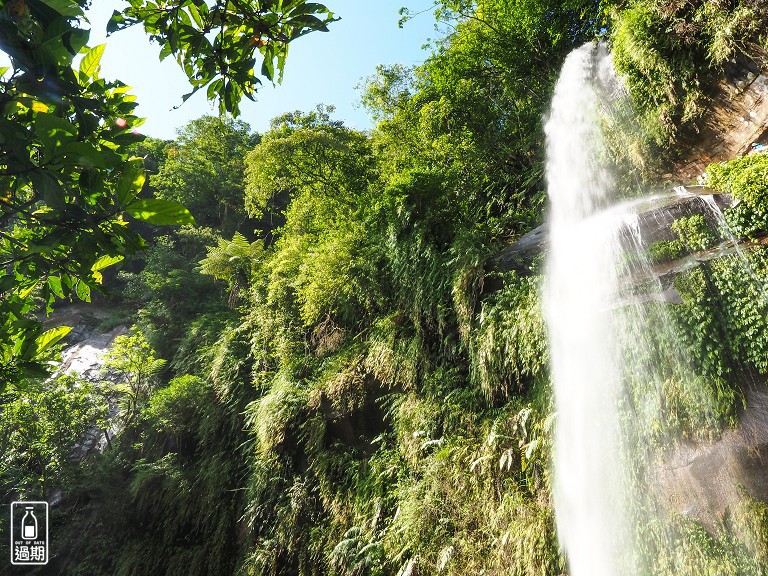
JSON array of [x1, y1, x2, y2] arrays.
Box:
[[706, 153, 768, 238], [111, 0, 338, 115], [0, 0, 197, 384]]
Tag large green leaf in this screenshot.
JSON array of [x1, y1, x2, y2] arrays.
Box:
[[39, 0, 84, 18], [35, 112, 78, 152], [79, 44, 105, 79], [125, 198, 196, 225], [91, 254, 124, 283], [91, 254, 124, 272], [35, 325, 72, 355]]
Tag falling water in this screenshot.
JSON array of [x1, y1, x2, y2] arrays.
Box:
[[543, 42, 630, 576], [542, 41, 713, 575], [544, 39, 768, 576]]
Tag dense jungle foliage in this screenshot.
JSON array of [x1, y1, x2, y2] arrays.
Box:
[[5, 0, 768, 575]]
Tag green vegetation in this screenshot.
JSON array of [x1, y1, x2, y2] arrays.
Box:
[[3, 1, 768, 575], [648, 238, 685, 264], [0, 0, 335, 384], [648, 213, 719, 264], [152, 117, 260, 236], [610, 0, 768, 149], [706, 153, 768, 238], [671, 214, 719, 252], [101, 330, 166, 427]]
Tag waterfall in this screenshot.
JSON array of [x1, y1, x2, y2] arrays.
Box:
[[541, 34, 768, 575], [542, 40, 755, 575], [543, 42, 630, 576]]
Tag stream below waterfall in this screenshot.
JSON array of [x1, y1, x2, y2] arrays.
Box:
[[46, 305, 129, 457]]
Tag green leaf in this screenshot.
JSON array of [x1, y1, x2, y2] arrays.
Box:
[[287, 14, 329, 32], [47, 276, 65, 298], [75, 280, 91, 302], [125, 198, 196, 225], [91, 254, 124, 283], [29, 171, 65, 209], [107, 10, 136, 35], [35, 112, 78, 152], [91, 254, 124, 272], [79, 44, 106, 79], [18, 280, 39, 300], [60, 141, 112, 168], [287, 3, 329, 18], [116, 161, 146, 206], [35, 325, 72, 355], [39, 0, 84, 18]]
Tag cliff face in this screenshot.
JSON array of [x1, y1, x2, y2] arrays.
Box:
[[496, 51, 768, 275], [494, 189, 733, 276], [659, 386, 768, 528], [670, 49, 768, 182]]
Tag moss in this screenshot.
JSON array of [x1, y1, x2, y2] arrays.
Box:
[[648, 238, 685, 263]]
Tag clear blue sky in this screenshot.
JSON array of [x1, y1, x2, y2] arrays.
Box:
[[84, 1, 439, 139]]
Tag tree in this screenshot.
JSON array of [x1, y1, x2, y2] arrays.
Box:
[[0, 0, 336, 385], [199, 231, 263, 306], [153, 116, 259, 235], [0, 373, 108, 497], [118, 225, 231, 362], [370, 0, 609, 237], [244, 106, 380, 326], [101, 328, 166, 427]]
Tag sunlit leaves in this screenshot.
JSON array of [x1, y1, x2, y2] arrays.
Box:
[[113, 0, 338, 115], [101, 328, 166, 426], [151, 116, 257, 235], [125, 198, 196, 225], [0, 0, 337, 384], [0, 0, 147, 384], [34, 325, 72, 355], [199, 232, 262, 296], [78, 43, 105, 81]]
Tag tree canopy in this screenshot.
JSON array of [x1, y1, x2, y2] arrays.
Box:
[[152, 116, 259, 236], [0, 0, 335, 385]]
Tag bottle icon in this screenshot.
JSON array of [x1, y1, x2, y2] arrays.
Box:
[[21, 507, 37, 540]]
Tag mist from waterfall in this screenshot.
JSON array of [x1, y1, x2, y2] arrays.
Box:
[[543, 41, 630, 576], [542, 42, 732, 575]]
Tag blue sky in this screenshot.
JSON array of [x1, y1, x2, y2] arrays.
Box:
[[85, 1, 440, 139]]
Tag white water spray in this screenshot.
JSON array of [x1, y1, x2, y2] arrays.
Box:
[[543, 42, 630, 576]]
